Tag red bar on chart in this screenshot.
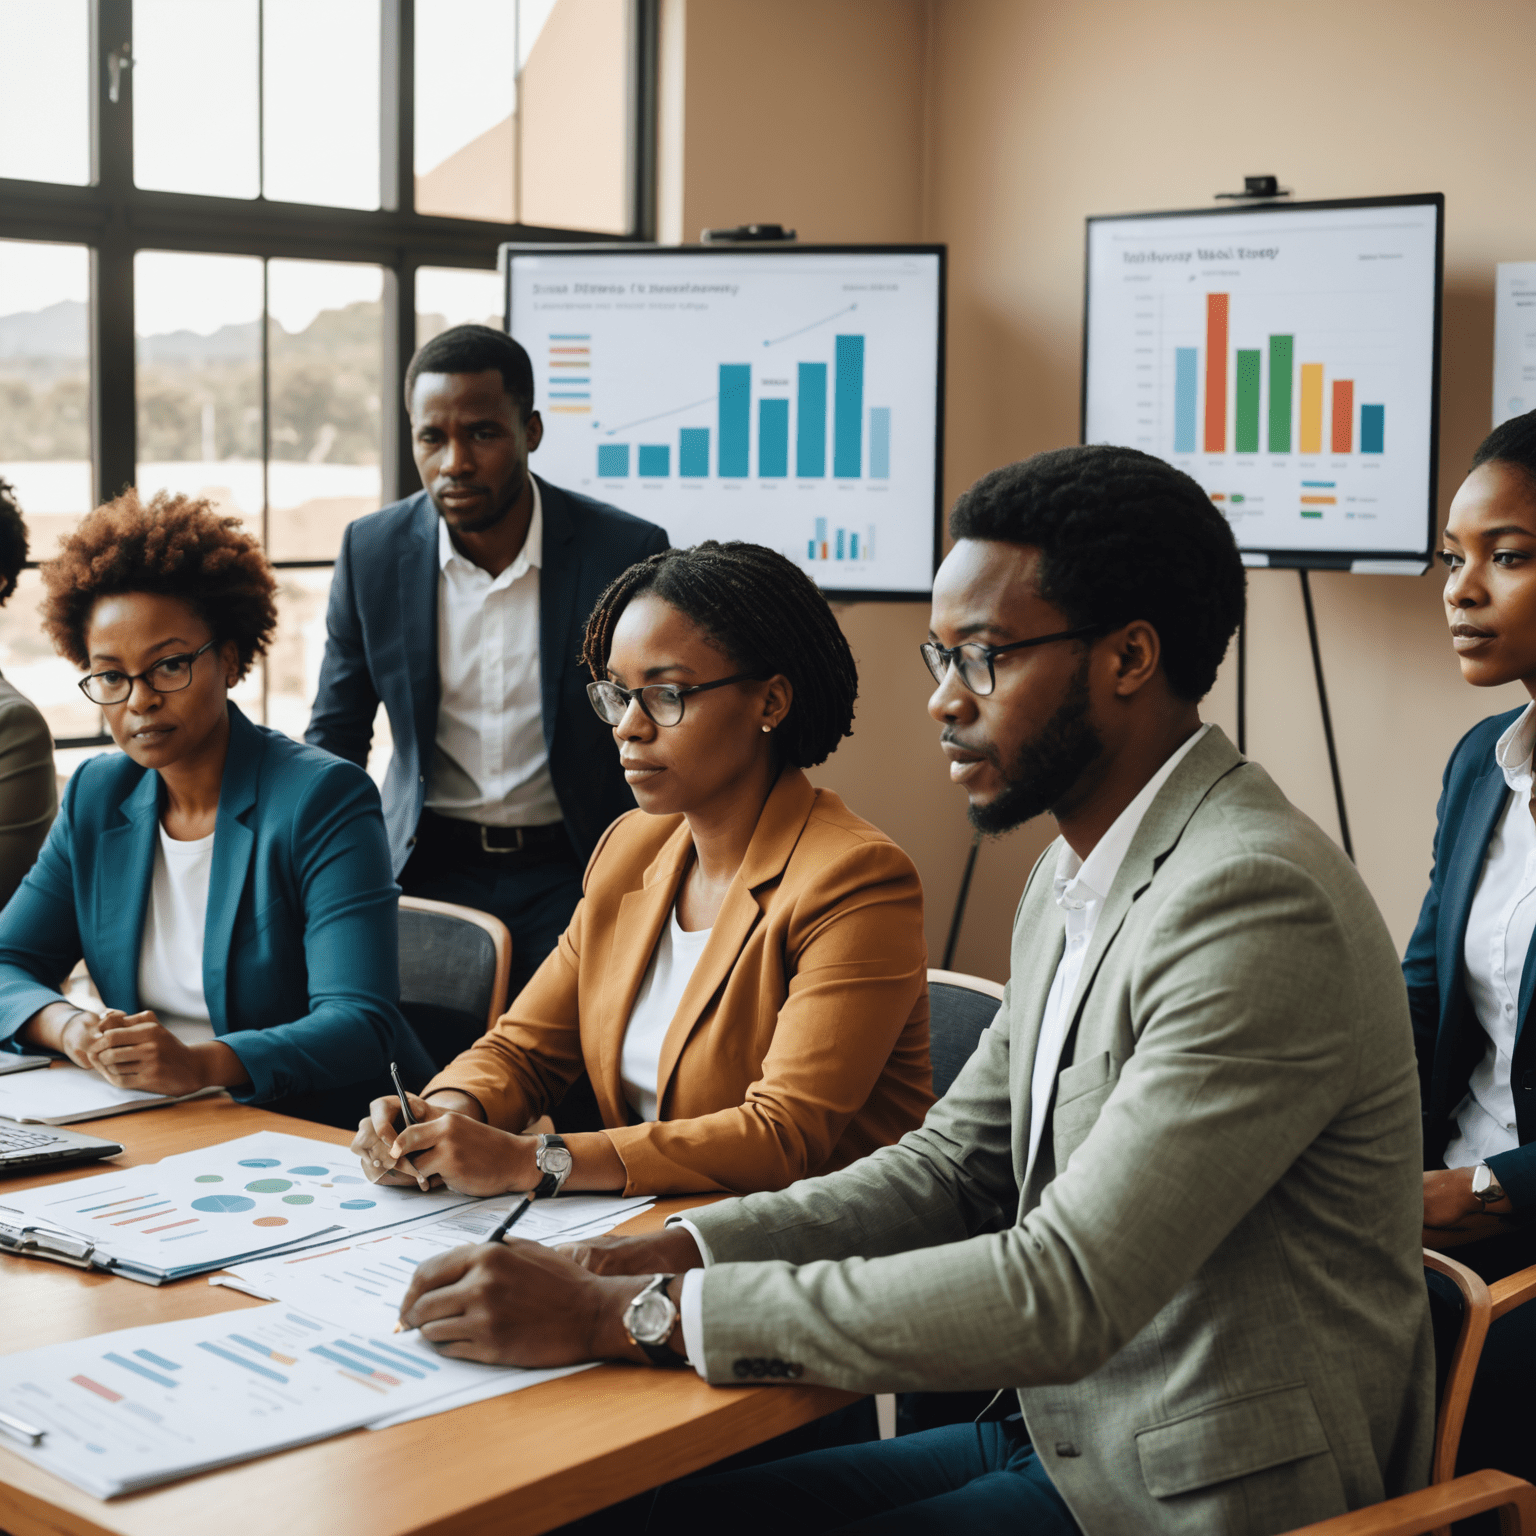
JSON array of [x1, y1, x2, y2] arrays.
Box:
[[1331, 380, 1353, 453], [1204, 294, 1228, 453]]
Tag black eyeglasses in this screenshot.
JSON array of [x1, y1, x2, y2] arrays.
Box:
[[919, 627, 1101, 697], [587, 673, 762, 728], [78, 639, 218, 706]]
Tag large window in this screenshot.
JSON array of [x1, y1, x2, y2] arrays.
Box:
[[0, 0, 655, 754]]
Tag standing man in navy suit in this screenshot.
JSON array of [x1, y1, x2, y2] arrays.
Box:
[[307, 324, 668, 1028]]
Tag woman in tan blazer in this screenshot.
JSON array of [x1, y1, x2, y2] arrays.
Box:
[[353, 541, 933, 1197]]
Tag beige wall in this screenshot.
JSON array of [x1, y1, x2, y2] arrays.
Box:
[[666, 0, 1536, 980]]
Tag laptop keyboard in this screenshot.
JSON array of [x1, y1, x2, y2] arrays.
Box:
[[0, 1124, 68, 1154]]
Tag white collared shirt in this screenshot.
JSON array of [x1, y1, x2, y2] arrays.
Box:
[[1022, 722, 1211, 1192], [425, 480, 562, 828], [669, 722, 1212, 1377], [1446, 703, 1536, 1168]]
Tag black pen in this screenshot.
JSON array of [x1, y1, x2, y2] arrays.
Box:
[[387, 1060, 424, 1180], [484, 1197, 532, 1246]]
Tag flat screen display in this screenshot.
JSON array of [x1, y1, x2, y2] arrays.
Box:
[[1083, 196, 1443, 569], [504, 244, 945, 598]]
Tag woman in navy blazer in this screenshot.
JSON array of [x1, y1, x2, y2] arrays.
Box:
[[1407, 410, 1536, 1490], [0, 490, 431, 1127]]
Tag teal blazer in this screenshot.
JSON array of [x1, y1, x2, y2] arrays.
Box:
[[0, 704, 432, 1112]]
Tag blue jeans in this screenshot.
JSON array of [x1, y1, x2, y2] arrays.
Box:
[[642, 1419, 1080, 1535]]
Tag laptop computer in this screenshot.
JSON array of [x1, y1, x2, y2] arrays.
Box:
[[0, 1119, 124, 1172]]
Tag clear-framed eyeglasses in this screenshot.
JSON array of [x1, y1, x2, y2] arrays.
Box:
[[919, 626, 1101, 697], [78, 639, 219, 706], [587, 673, 761, 728]]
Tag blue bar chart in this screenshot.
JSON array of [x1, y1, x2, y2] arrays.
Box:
[[512, 247, 942, 594]]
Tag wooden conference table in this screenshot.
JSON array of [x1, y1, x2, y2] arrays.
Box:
[[0, 1096, 855, 1536]]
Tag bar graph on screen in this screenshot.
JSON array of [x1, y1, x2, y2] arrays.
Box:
[[1084, 197, 1440, 561], [510, 247, 942, 596]]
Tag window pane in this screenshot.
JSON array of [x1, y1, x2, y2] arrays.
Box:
[[136, 252, 265, 536], [518, 0, 631, 234], [415, 266, 503, 348], [415, 0, 517, 223], [0, 1, 90, 185], [0, 241, 92, 568], [267, 260, 383, 562], [0, 569, 103, 743], [263, 0, 381, 210], [134, 0, 259, 199]]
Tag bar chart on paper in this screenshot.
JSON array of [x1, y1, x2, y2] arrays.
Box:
[[508, 249, 941, 594], [1084, 200, 1440, 558]]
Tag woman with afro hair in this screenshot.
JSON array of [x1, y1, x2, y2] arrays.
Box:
[[0, 490, 432, 1126]]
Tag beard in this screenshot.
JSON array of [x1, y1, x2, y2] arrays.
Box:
[[966, 653, 1103, 836]]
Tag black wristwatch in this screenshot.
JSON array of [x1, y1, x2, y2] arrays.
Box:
[[623, 1273, 685, 1367], [531, 1133, 572, 1199]]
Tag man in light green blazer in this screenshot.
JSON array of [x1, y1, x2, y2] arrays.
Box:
[[397, 446, 1434, 1535]]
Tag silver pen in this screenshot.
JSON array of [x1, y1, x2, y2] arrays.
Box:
[[0, 1408, 45, 1446]]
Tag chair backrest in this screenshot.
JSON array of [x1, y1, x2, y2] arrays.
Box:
[[397, 897, 513, 1071], [1423, 1248, 1492, 1490], [926, 968, 1006, 1099]]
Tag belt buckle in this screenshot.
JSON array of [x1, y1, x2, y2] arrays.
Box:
[[480, 825, 525, 855]]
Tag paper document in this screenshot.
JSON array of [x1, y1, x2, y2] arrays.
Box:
[[219, 1190, 654, 1428], [0, 1063, 218, 1123], [0, 1130, 485, 1284], [1495, 262, 1536, 429], [0, 1302, 527, 1498]]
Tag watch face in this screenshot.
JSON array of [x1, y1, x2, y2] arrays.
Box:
[[542, 1147, 574, 1179], [630, 1290, 675, 1346]]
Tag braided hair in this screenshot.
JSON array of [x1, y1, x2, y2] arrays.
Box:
[[1471, 408, 1536, 489], [949, 444, 1245, 702], [582, 541, 858, 768]]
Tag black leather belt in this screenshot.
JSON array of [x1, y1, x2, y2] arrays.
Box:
[[414, 809, 572, 865]]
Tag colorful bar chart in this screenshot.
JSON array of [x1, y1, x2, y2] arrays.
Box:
[[638, 444, 670, 476], [1174, 348, 1197, 454], [834, 335, 864, 477], [1204, 294, 1228, 452], [1331, 379, 1354, 453], [759, 399, 789, 477], [596, 444, 629, 477], [680, 427, 710, 477], [807, 517, 873, 561], [1235, 349, 1261, 454], [1361, 403, 1385, 453], [869, 407, 891, 478], [547, 335, 591, 415], [797, 362, 827, 477], [1268, 335, 1293, 453]]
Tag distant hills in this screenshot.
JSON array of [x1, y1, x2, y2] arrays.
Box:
[[0, 298, 375, 362]]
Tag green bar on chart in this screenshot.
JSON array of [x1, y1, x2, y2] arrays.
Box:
[[1234, 350, 1261, 454]]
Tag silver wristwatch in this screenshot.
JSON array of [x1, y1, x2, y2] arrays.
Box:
[[623, 1273, 683, 1367], [1472, 1163, 1506, 1208], [531, 1133, 573, 1199]]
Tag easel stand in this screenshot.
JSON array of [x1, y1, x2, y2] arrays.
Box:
[[1235, 571, 1355, 863]]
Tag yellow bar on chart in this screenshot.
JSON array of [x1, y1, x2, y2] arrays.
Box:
[[1299, 363, 1324, 453]]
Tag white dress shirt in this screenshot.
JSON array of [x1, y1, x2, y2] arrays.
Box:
[[425, 480, 562, 828], [669, 723, 1212, 1376], [137, 824, 217, 1047], [620, 909, 713, 1121], [1445, 703, 1536, 1169]]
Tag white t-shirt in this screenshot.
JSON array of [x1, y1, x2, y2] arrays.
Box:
[[136, 823, 216, 1046], [619, 907, 712, 1122]]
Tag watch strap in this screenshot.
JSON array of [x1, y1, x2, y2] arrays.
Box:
[[531, 1133, 569, 1200]]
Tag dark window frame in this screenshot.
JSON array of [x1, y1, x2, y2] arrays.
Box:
[[0, 0, 657, 746]]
